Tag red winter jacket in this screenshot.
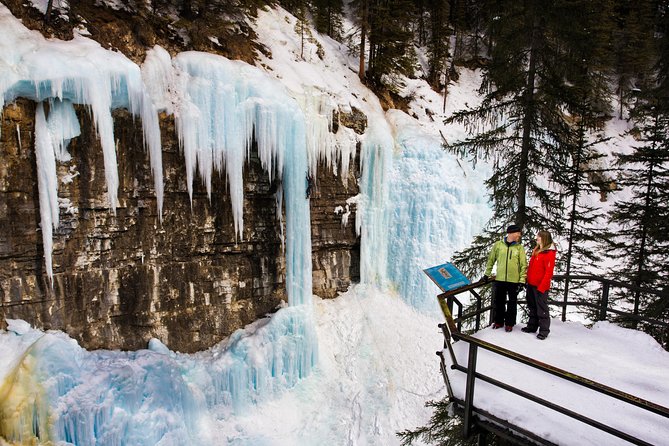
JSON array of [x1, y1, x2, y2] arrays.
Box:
[[527, 247, 557, 293]]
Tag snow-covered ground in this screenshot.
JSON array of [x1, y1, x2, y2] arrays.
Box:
[[2, 291, 668, 446], [445, 320, 669, 446], [211, 288, 446, 445]]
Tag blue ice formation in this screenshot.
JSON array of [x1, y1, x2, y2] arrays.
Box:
[[354, 110, 490, 313], [0, 307, 316, 445], [149, 49, 313, 305], [357, 116, 395, 287], [384, 111, 490, 312], [0, 3, 163, 279], [0, 13, 164, 216], [0, 5, 313, 305]]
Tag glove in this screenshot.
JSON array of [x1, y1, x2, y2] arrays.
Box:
[[480, 275, 489, 282], [517, 283, 525, 293]]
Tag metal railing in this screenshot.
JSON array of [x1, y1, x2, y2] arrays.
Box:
[[437, 327, 669, 445], [435, 274, 669, 445], [439, 275, 669, 347]]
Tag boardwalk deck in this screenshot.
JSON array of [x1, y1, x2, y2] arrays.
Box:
[[442, 319, 669, 446]]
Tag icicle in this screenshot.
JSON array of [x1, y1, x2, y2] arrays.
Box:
[[15, 123, 21, 151], [139, 92, 164, 219], [294, 88, 336, 177], [357, 118, 394, 286], [0, 7, 164, 215], [46, 98, 79, 161], [34, 103, 59, 281]]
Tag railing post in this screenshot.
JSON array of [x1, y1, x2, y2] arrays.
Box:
[[599, 282, 610, 321], [463, 343, 479, 438], [472, 290, 482, 331], [562, 277, 570, 322], [633, 289, 640, 329]]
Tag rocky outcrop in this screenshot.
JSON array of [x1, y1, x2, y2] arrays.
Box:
[[0, 99, 361, 352]]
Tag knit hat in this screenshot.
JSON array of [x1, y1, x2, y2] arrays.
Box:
[[506, 224, 521, 234]]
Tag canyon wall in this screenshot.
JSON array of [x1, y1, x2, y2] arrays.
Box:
[[0, 99, 362, 352]]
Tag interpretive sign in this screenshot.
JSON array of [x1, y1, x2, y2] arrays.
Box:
[[423, 262, 471, 292]]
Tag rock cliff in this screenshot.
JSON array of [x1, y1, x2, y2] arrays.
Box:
[[0, 98, 363, 352]]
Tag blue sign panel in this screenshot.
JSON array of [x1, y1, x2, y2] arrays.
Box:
[[423, 262, 471, 292]]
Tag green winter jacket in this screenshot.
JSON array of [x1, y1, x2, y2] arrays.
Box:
[[484, 239, 528, 283]]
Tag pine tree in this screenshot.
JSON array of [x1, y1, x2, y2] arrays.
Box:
[[611, 0, 657, 118], [397, 398, 496, 446], [606, 0, 669, 345], [549, 0, 615, 314], [349, 0, 370, 80], [446, 0, 614, 280], [426, 0, 451, 89], [366, 0, 417, 87], [608, 106, 669, 337], [314, 0, 344, 40], [608, 100, 669, 334]]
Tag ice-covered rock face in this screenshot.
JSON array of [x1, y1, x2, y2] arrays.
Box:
[[0, 3, 163, 280], [142, 48, 314, 306], [1, 7, 322, 441], [0, 5, 314, 305], [0, 1, 495, 443]]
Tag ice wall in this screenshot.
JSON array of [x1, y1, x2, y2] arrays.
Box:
[[1, 7, 322, 443], [0, 310, 317, 445], [385, 111, 490, 312], [141, 48, 313, 306], [354, 111, 490, 312]]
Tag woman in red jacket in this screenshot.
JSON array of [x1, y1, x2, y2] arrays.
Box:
[[522, 230, 557, 340]]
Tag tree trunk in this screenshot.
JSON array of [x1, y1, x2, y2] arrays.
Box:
[[634, 116, 658, 326], [563, 122, 584, 321], [359, 0, 367, 81], [45, 0, 54, 24], [517, 6, 539, 228]]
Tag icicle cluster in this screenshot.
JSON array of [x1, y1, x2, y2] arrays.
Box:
[[142, 48, 313, 305], [0, 4, 163, 280], [384, 110, 490, 311]]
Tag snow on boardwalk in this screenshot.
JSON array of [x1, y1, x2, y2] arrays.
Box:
[[444, 320, 669, 446]]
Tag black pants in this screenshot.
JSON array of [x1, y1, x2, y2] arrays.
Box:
[[526, 285, 550, 336], [492, 281, 519, 326]]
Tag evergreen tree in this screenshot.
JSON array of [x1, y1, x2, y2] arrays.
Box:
[[314, 0, 344, 40], [550, 0, 615, 314], [606, 0, 669, 345], [426, 0, 451, 89], [293, 0, 309, 59], [608, 95, 669, 336], [349, 0, 370, 79], [446, 0, 614, 280], [397, 398, 496, 446], [611, 0, 657, 118], [366, 0, 417, 87]]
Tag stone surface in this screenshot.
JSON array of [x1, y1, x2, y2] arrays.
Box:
[[0, 99, 361, 352]]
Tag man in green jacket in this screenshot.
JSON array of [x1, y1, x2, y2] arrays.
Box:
[[482, 224, 528, 332]]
